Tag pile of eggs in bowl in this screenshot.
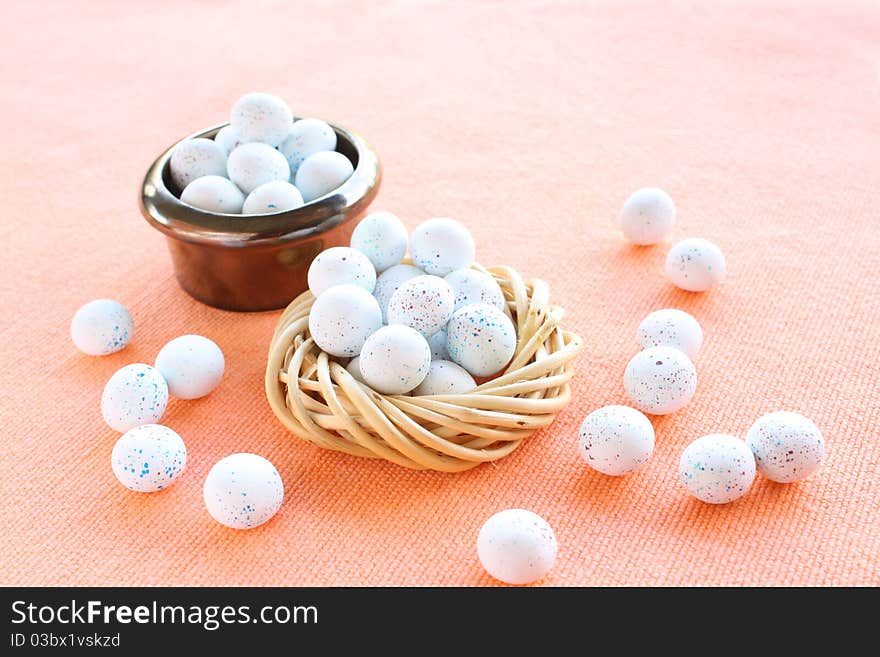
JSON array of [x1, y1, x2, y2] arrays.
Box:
[[169, 92, 353, 214], [307, 213, 516, 395]]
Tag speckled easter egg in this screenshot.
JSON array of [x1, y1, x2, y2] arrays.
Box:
[[307, 246, 376, 296], [636, 308, 703, 359], [386, 275, 455, 337], [203, 453, 284, 530], [350, 211, 408, 273], [345, 356, 366, 384], [410, 217, 476, 276], [180, 175, 245, 213], [679, 434, 756, 504], [70, 299, 133, 356], [155, 335, 225, 400], [446, 304, 517, 377], [294, 151, 354, 203], [426, 329, 449, 360], [213, 125, 244, 155], [169, 138, 227, 191], [358, 325, 431, 395], [227, 142, 290, 195], [308, 284, 382, 358], [619, 187, 676, 245], [372, 264, 424, 322], [242, 180, 304, 215], [230, 92, 293, 147], [101, 364, 169, 432], [746, 411, 825, 483], [111, 424, 186, 493], [578, 405, 655, 476], [279, 118, 337, 177], [477, 509, 558, 585], [665, 238, 726, 292], [413, 360, 476, 396], [444, 268, 505, 312], [623, 346, 697, 415]]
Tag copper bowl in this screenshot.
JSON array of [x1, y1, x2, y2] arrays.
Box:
[[139, 121, 381, 311]]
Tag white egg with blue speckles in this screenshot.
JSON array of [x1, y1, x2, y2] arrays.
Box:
[[230, 92, 293, 147], [169, 138, 227, 191], [665, 238, 726, 292], [213, 125, 244, 155], [227, 142, 290, 195], [294, 151, 354, 203], [446, 304, 517, 377], [203, 453, 284, 530], [386, 275, 455, 337], [345, 356, 366, 383], [70, 299, 133, 356], [619, 187, 676, 245], [624, 346, 697, 415], [181, 175, 244, 213], [680, 434, 756, 504], [410, 217, 475, 276], [372, 264, 424, 322], [359, 325, 431, 394], [477, 509, 558, 585], [350, 211, 408, 273], [101, 364, 169, 432], [307, 246, 376, 297], [242, 181, 304, 215], [636, 308, 703, 358], [746, 411, 825, 483], [308, 284, 382, 357], [579, 405, 655, 476], [444, 268, 505, 312], [426, 329, 449, 360], [155, 335, 225, 400], [279, 118, 337, 178], [111, 424, 187, 493], [413, 360, 476, 396]]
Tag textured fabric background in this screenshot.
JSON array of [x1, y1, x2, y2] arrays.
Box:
[[1, 0, 878, 586]]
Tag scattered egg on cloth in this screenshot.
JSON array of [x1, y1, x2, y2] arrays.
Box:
[[636, 308, 703, 359], [359, 324, 431, 394], [619, 187, 676, 245], [242, 180, 304, 215], [294, 151, 354, 203], [203, 453, 284, 530], [230, 92, 293, 147], [227, 142, 290, 195], [169, 137, 227, 191], [155, 334, 225, 400], [372, 264, 424, 322], [280, 118, 337, 177], [70, 298, 133, 356], [307, 246, 376, 296], [180, 175, 245, 213], [386, 274, 455, 337], [679, 434, 756, 504], [623, 346, 697, 415], [350, 211, 408, 273], [477, 509, 558, 585], [665, 237, 726, 292], [446, 303, 517, 377], [413, 360, 476, 396], [213, 125, 244, 155], [578, 405, 655, 476], [410, 217, 475, 276], [444, 267, 505, 312], [426, 329, 449, 360], [111, 424, 186, 493], [746, 411, 825, 483], [308, 284, 382, 357], [101, 363, 169, 432]]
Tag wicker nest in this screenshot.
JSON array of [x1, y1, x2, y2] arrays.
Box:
[[265, 264, 584, 472]]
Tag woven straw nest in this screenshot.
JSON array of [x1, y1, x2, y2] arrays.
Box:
[[265, 263, 584, 472]]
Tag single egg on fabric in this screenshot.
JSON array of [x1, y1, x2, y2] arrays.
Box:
[[444, 268, 505, 312], [623, 346, 697, 415], [446, 304, 517, 377], [413, 360, 476, 396], [619, 187, 676, 245], [307, 246, 377, 296], [213, 125, 244, 155], [477, 509, 558, 585], [426, 329, 449, 360], [345, 356, 366, 384], [308, 284, 382, 357], [242, 180, 304, 215], [386, 275, 455, 337], [665, 237, 726, 292], [350, 211, 409, 273], [294, 151, 354, 203], [111, 424, 186, 493], [169, 138, 227, 191], [680, 434, 756, 504], [578, 405, 655, 476], [227, 142, 290, 195], [203, 453, 284, 530], [154, 334, 225, 400], [101, 364, 169, 432], [636, 308, 703, 359], [70, 299, 133, 356], [358, 325, 431, 395], [279, 118, 337, 178], [746, 411, 825, 483], [180, 175, 245, 213], [229, 92, 293, 147], [410, 217, 476, 276], [372, 264, 424, 322]]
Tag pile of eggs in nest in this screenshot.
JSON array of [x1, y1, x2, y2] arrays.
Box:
[[307, 213, 516, 395], [169, 92, 352, 214]]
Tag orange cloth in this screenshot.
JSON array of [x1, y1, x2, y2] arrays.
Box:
[[1, 0, 878, 586]]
